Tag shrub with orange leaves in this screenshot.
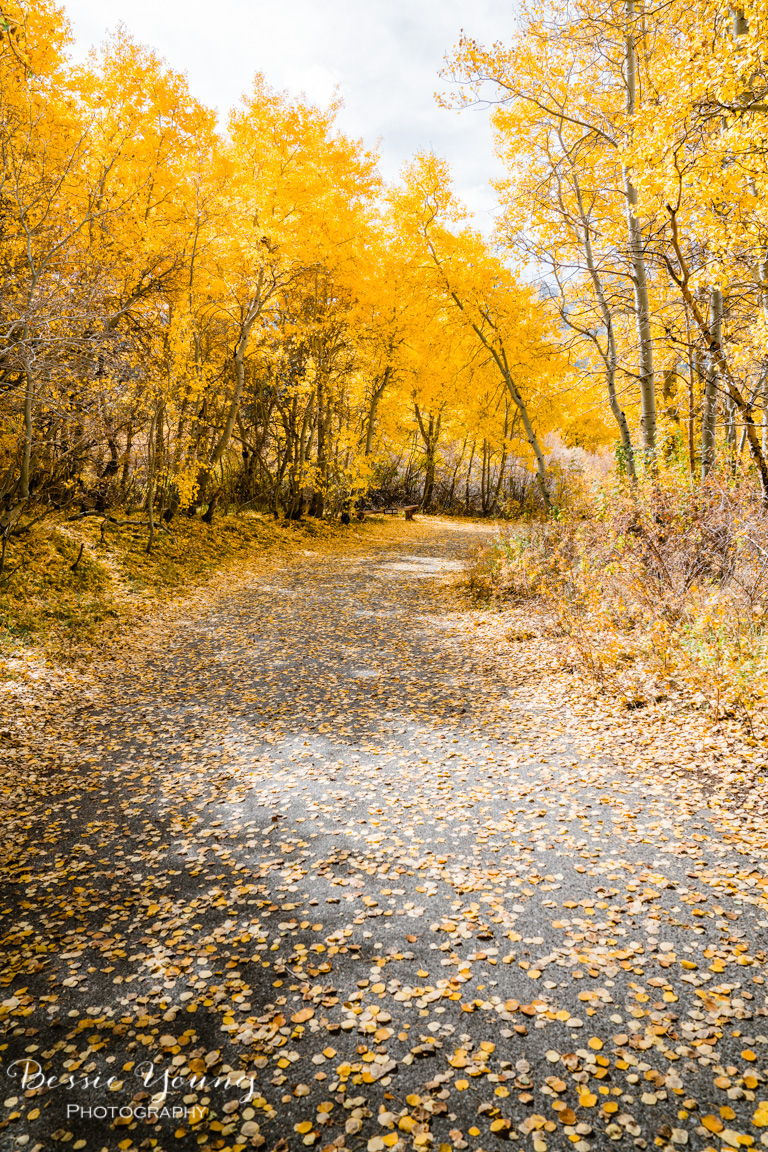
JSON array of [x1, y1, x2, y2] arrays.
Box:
[[470, 468, 768, 727]]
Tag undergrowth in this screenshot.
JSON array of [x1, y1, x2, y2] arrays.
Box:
[[0, 512, 388, 662], [469, 471, 768, 728]]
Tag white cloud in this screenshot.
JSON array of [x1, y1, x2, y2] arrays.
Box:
[[63, 0, 517, 224]]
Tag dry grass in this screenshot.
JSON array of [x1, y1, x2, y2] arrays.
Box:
[[0, 510, 415, 663], [469, 471, 768, 727]]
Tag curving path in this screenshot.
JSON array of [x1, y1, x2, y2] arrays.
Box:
[[1, 522, 767, 1152]]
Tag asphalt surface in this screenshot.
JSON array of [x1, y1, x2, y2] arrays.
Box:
[[1, 523, 767, 1152]]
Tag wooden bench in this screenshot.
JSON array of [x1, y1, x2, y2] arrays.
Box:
[[359, 505, 418, 518]]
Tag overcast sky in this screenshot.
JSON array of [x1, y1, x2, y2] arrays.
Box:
[[63, 0, 516, 226]]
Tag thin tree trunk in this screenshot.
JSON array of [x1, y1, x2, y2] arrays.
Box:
[[490, 446, 508, 515], [447, 434, 468, 508], [713, 289, 728, 466], [365, 368, 391, 456], [722, 288, 737, 470], [624, 0, 656, 457], [201, 282, 264, 503], [415, 405, 441, 510], [299, 392, 316, 516], [424, 237, 552, 509], [571, 175, 636, 477], [210, 321, 252, 470], [685, 306, 696, 476], [503, 376, 551, 511], [760, 257, 768, 457], [732, 7, 748, 35], [283, 397, 304, 519], [120, 420, 134, 498], [155, 400, 167, 515], [20, 360, 34, 500], [146, 411, 157, 554], [738, 374, 766, 458], [701, 293, 721, 480], [481, 440, 489, 515], [465, 440, 476, 514], [665, 209, 768, 501], [310, 378, 326, 517], [403, 431, 419, 498], [272, 439, 290, 518]]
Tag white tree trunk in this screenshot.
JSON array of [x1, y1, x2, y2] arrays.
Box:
[[701, 288, 721, 478], [760, 257, 768, 456], [624, 0, 656, 457], [572, 175, 636, 477]]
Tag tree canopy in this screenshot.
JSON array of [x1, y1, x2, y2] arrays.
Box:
[[3, 0, 768, 537]]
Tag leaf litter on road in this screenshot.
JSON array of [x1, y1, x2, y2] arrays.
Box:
[[0, 519, 766, 1152]]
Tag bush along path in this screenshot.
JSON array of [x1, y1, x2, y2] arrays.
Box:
[[1, 520, 767, 1152]]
